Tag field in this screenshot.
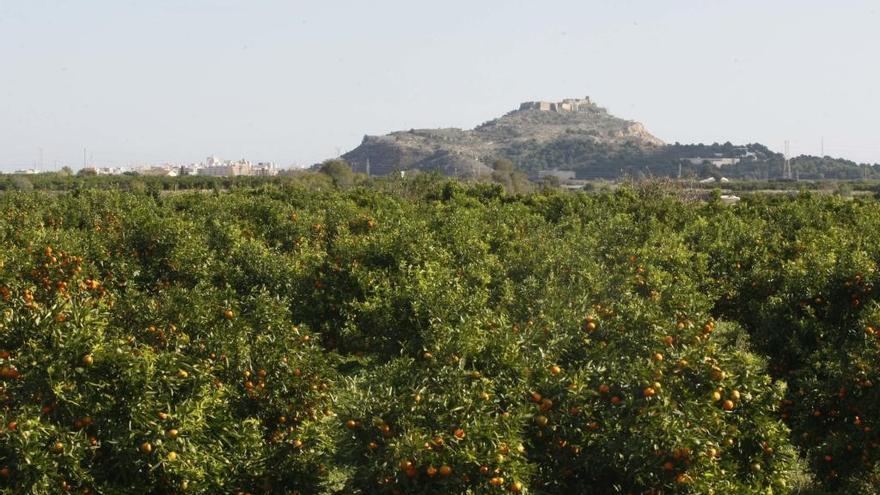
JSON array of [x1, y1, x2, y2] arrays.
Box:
[[3, 178, 880, 494]]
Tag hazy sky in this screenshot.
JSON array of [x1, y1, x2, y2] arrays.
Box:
[[1, 0, 878, 171]]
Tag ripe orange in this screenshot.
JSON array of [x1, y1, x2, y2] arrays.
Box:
[[166, 429, 179, 439], [426, 466, 438, 477], [82, 354, 94, 366], [598, 384, 610, 394], [345, 419, 358, 430], [722, 400, 735, 411], [489, 477, 505, 486], [223, 309, 234, 319], [508, 480, 523, 493], [453, 428, 465, 439], [139, 442, 152, 454], [439, 465, 452, 476], [653, 352, 664, 362], [643, 387, 656, 398]]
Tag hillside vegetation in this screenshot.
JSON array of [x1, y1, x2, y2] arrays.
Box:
[[3, 180, 880, 493]]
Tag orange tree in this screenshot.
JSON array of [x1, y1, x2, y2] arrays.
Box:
[[0, 191, 340, 494], [331, 188, 798, 493], [691, 192, 880, 492], [5, 181, 865, 494]]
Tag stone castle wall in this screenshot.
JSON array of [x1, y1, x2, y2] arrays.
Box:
[[519, 97, 592, 113]]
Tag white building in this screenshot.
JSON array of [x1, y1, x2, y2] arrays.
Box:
[[252, 162, 278, 176], [197, 158, 278, 177], [684, 157, 741, 168]]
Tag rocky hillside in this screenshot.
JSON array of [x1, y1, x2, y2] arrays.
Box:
[[341, 97, 665, 177]]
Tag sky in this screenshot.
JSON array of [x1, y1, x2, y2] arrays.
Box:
[[0, 0, 878, 171]]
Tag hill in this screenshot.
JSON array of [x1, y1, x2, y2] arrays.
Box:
[[338, 98, 878, 180], [341, 97, 664, 177]]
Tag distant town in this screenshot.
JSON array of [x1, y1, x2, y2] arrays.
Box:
[[4, 156, 286, 177]]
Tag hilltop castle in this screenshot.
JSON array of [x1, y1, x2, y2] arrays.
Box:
[[519, 97, 593, 113]]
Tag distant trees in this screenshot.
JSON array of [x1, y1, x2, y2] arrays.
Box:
[[491, 158, 532, 194], [11, 176, 33, 191], [319, 159, 355, 188]]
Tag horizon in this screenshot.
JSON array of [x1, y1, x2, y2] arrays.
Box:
[[1, 0, 878, 171]]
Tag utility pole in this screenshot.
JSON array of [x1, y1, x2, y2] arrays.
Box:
[[783, 140, 792, 179], [366, 156, 371, 177]]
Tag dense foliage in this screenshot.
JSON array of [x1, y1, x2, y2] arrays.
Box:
[[497, 140, 877, 181], [2, 180, 880, 493]]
